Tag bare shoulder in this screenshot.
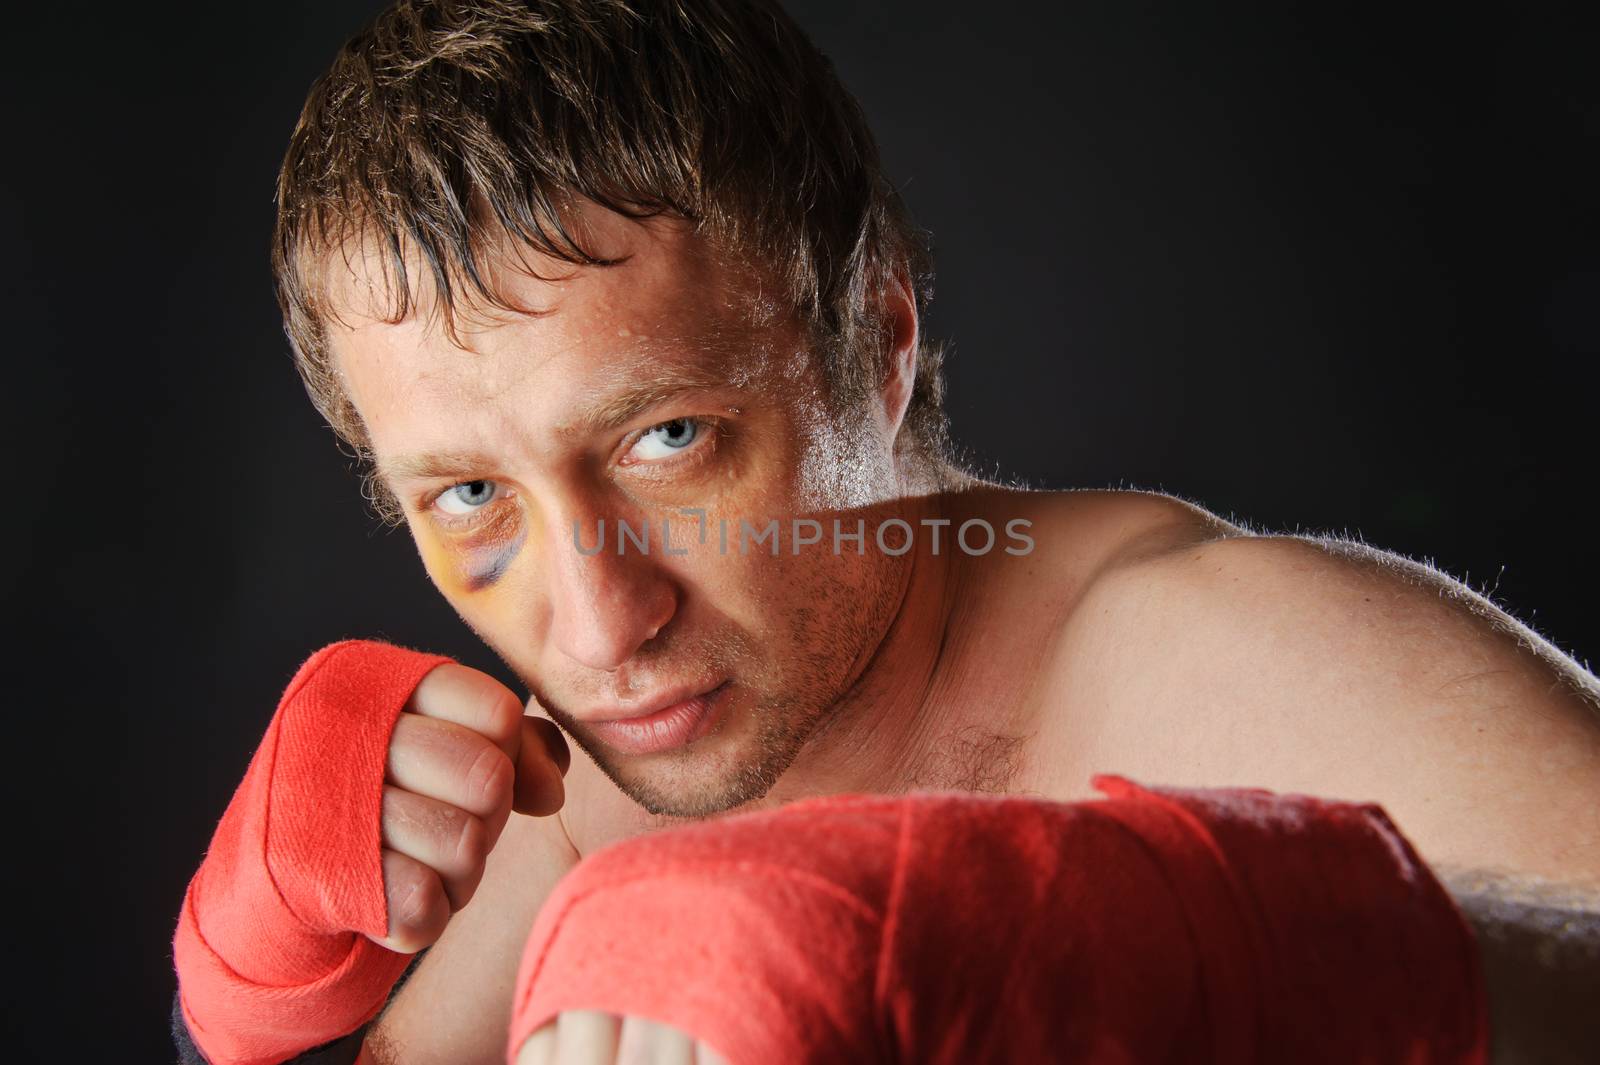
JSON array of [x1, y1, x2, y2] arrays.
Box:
[[1102, 530, 1600, 716], [952, 484, 1237, 587], [943, 484, 1236, 692], [1048, 521, 1600, 884]]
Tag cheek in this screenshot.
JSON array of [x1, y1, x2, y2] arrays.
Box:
[[662, 416, 893, 630], [459, 528, 527, 591], [413, 507, 536, 619], [673, 514, 890, 635]]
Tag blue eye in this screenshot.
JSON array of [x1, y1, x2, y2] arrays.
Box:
[[628, 418, 700, 462], [436, 480, 498, 516]]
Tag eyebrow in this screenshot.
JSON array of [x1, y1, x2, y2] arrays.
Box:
[[376, 448, 502, 484], [376, 364, 735, 486], [560, 366, 730, 437]]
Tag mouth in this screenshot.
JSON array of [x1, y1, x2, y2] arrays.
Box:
[[587, 680, 730, 756]]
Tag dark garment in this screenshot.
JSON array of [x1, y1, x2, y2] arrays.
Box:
[[171, 950, 427, 1064]]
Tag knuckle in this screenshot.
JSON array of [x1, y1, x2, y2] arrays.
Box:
[[479, 683, 524, 741], [425, 664, 521, 743], [391, 869, 446, 943], [449, 809, 488, 874], [384, 858, 425, 925], [383, 786, 477, 871], [462, 741, 513, 811]]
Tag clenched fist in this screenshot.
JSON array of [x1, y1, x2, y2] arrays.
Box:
[[174, 641, 576, 1065], [373, 663, 571, 953], [515, 1012, 730, 1065]]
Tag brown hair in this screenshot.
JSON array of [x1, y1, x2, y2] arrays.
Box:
[[273, 0, 949, 507]]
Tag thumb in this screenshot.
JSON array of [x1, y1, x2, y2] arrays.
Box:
[[513, 715, 571, 817]]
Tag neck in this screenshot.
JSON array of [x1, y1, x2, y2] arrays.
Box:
[[760, 487, 975, 805]]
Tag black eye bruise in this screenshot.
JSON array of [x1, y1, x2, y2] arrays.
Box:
[[461, 525, 527, 592]]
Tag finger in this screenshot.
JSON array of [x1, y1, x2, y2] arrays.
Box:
[[557, 1010, 620, 1063], [379, 785, 488, 911], [616, 1016, 693, 1065], [368, 847, 450, 953], [693, 1041, 730, 1065], [407, 662, 524, 762], [532, 713, 572, 775], [387, 712, 514, 821], [515, 1022, 558, 1065], [514, 716, 570, 816]]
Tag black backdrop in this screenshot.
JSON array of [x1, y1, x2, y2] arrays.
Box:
[[3, 2, 1595, 1059]]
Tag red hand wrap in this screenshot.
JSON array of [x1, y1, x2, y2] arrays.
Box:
[[506, 776, 1487, 1064], [173, 640, 454, 1065]]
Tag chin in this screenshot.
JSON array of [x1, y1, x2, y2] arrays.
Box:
[[587, 707, 815, 819]]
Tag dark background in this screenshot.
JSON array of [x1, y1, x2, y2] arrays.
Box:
[[3, 2, 1596, 1059]]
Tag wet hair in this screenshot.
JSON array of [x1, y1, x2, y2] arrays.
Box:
[[273, 0, 949, 500]]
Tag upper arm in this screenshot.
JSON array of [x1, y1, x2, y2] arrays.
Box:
[[1442, 869, 1600, 1065], [1064, 531, 1600, 885]]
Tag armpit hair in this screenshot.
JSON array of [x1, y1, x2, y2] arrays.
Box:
[[904, 725, 1030, 795]]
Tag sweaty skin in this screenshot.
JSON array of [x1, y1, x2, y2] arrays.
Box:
[[321, 206, 1600, 1064]]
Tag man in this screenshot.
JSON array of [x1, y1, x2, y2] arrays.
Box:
[[173, 0, 1600, 1062]]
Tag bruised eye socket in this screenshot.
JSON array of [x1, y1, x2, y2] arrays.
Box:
[[627, 418, 701, 462], [435, 480, 498, 516]]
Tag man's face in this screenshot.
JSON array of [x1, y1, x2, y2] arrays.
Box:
[[325, 209, 911, 816]]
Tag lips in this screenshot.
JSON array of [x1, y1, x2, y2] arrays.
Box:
[[587, 681, 729, 755]]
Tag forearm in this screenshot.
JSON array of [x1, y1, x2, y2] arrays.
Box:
[[1441, 868, 1600, 1065], [171, 949, 428, 1064], [172, 995, 365, 1065]]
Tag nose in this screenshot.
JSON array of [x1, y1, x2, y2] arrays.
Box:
[[546, 514, 679, 671]]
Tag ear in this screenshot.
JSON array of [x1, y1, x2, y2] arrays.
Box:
[[873, 266, 920, 442]]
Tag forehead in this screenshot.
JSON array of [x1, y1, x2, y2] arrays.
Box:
[[319, 206, 795, 461]]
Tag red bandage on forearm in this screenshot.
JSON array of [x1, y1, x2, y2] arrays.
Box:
[[507, 776, 1487, 1064], [173, 640, 453, 1065]]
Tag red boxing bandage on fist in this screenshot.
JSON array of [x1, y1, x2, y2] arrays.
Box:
[[173, 640, 454, 1065], [507, 777, 1487, 1064]]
